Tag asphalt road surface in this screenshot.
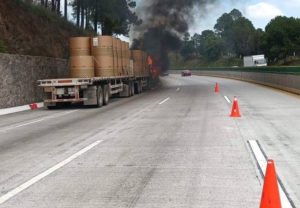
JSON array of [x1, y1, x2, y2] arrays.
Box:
[[0, 74, 299, 207]]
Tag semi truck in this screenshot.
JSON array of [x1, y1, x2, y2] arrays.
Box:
[[243, 55, 267, 67], [38, 36, 158, 109]]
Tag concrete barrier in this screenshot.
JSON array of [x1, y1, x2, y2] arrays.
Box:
[[169, 70, 300, 95], [0, 53, 68, 108]]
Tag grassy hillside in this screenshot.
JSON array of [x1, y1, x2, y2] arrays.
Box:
[[0, 0, 91, 58]]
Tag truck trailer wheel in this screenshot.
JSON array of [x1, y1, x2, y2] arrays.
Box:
[[131, 82, 135, 96], [97, 86, 104, 107], [103, 85, 110, 105], [128, 82, 133, 97], [127, 83, 132, 97], [138, 81, 143, 94], [47, 105, 57, 110], [46, 102, 58, 109], [134, 82, 142, 94]]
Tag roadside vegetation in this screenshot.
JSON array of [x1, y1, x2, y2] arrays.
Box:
[[0, 40, 7, 53], [176, 9, 300, 68], [22, 0, 139, 35], [0, 0, 138, 57]]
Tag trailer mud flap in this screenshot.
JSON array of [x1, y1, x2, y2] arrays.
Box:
[[119, 84, 131, 97], [83, 86, 97, 105]]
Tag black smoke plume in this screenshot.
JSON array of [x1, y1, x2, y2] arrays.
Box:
[[132, 0, 218, 71]]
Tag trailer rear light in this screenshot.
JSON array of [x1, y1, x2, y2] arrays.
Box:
[[58, 80, 73, 84]]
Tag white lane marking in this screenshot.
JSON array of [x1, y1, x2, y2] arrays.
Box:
[[8, 119, 45, 129], [0, 140, 103, 205], [158, 97, 170, 105], [43, 110, 78, 120], [176, 88, 180, 92], [0, 110, 78, 133], [248, 140, 294, 208], [224, 96, 231, 103]]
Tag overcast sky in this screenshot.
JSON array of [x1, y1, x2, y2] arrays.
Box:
[[63, 0, 300, 41], [134, 0, 300, 35], [189, 0, 300, 34]]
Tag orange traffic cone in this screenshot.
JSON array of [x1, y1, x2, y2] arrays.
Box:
[[260, 160, 281, 208], [230, 97, 241, 117], [215, 83, 220, 93]]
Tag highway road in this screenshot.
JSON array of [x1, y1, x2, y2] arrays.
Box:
[[0, 74, 299, 207]]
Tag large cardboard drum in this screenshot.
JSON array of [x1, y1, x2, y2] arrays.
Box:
[[92, 36, 113, 48], [94, 55, 114, 77], [131, 50, 143, 76], [116, 39, 123, 75], [91, 36, 113, 56], [121, 41, 128, 75], [70, 37, 91, 56], [70, 56, 94, 78], [112, 38, 118, 76]]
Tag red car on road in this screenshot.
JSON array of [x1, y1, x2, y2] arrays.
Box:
[[181, 70, 192, 76]]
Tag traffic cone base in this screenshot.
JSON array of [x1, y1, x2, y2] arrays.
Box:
[[230, 97, 241, 117], [260, 160, 281, 208]]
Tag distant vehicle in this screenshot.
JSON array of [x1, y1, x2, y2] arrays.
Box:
[[161, 72, 169, 76], [243, 55, 267, 67], [181, 70, 192, 76]]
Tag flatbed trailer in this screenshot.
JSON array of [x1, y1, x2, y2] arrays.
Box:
[[38, 75, 149, 109]]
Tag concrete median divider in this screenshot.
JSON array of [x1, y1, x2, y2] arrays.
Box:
[[0, 102, 44, 116], [170, 68, 300, 95]]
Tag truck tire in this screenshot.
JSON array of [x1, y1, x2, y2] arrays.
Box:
[[46, 103, 58, 109], [128, 82, 132, 97], [103, 85, 110, 105], [97, 86, 103, 107], [127, 83, 132, 97], [138, 81, 143, 94], [47, 105, 57, 110], [134, 82, 141, 94], [131, 82, 135, 96], [134, 83, 139, 94]]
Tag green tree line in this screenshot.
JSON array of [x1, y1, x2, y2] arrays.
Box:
[[181, 9, 300, 64], [24, 0, 140, 35]]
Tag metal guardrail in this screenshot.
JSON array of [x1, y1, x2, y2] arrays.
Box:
[[171, 66, 300, 75]]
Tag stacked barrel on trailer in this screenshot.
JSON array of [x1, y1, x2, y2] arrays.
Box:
[[69, 36, 148, 78], [92, 36, 114, 77], [122, 41, 130, 76], [131, 50, 151, 76], [131, 50, 142, 76], [69, 37, 95, 78]]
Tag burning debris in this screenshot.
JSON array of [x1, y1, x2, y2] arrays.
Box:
[[132, 0, 218, 72]]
